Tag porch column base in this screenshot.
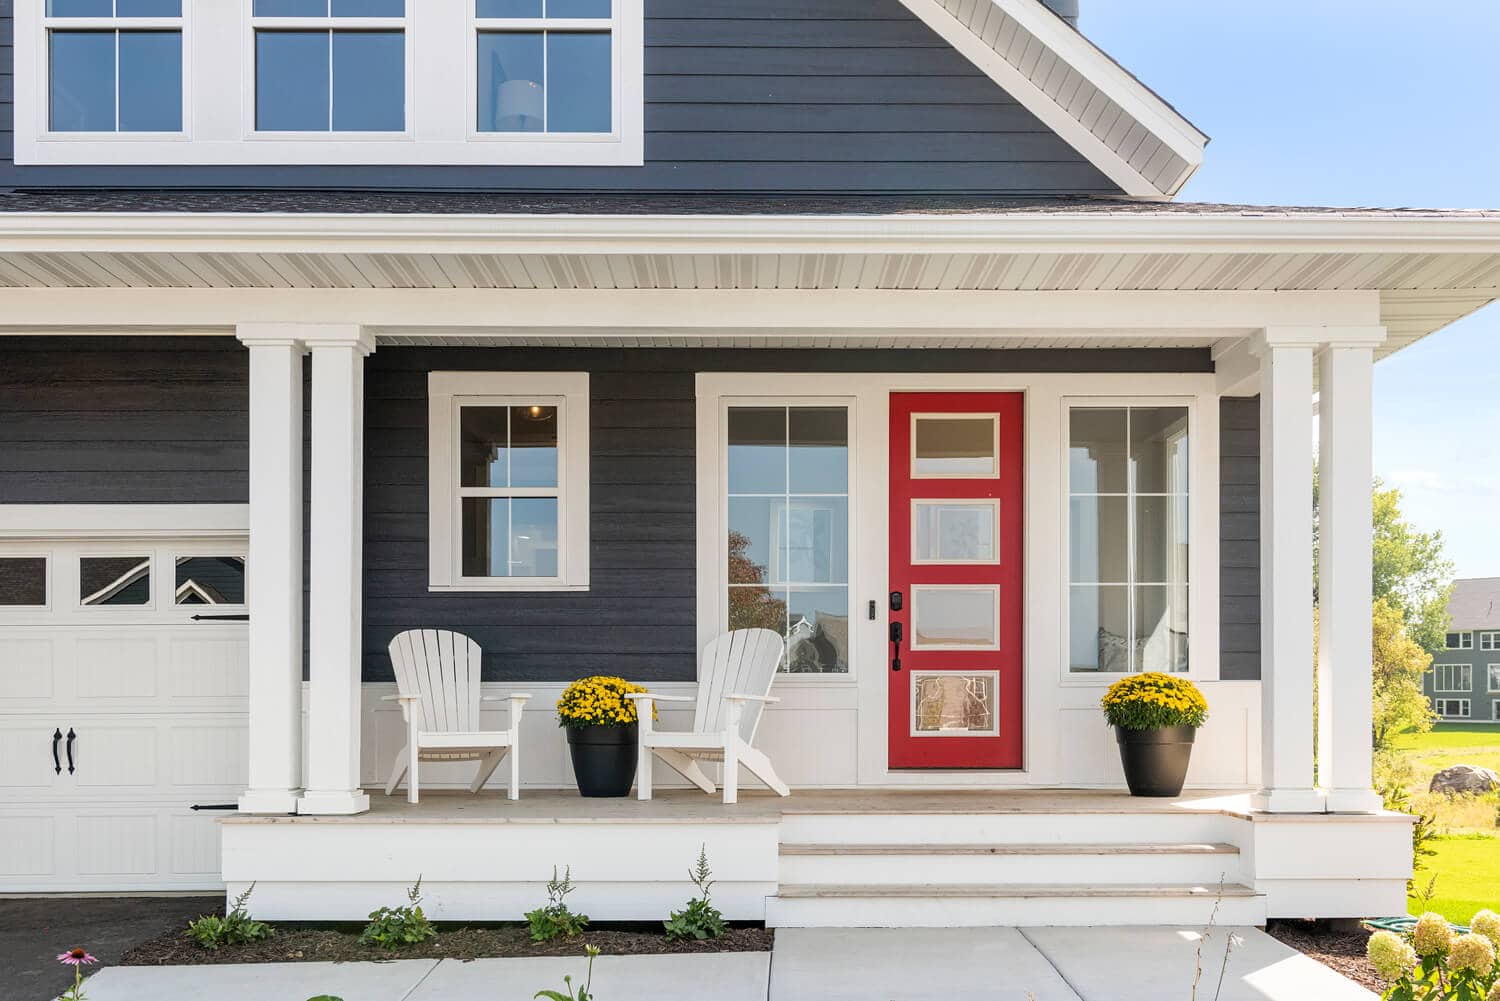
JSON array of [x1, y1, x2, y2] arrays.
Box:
[[297, 790, 371, 816], [1325, 788, 1385, 814], [237, 788, 302, 815], [1249, 787, 1325, 814]]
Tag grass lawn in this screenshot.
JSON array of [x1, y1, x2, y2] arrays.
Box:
[[1409, 835, 1500, 924], [1391, 724, 1500, 922]]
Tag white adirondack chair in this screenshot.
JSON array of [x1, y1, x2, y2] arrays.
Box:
[[625, 628, 788, 805], [383, 629, 530, 804]]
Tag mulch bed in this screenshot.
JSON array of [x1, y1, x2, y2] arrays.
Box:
[[1265, 919, 1381, 993], [121, 924, 773, 967]]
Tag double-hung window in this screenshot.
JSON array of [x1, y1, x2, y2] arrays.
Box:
[[1436, 698, 1470, 719], [44, 1, 183, 134], [1488, 664, 1500, 694], [1446, 632, 1473, 650], [252, 0, 408, 133], [1068, 405, 1191, 674], [475, 0, 614, 135], [1433, 663, 1472, 693], [428, 373, 589, 592], [1481, 632, 1500, 652], [724, 405, 851, 674]]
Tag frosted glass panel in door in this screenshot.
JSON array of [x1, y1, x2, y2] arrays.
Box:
[[911, 585, 999, 650]]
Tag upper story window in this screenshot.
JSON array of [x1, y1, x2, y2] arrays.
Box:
[[45, 0, 183, 134], [476, 0, 613, 135], [1480, 631, 1500, 651], [1446, 632, 1474, 650], [252, 0, 408, 133], [16, 0, 644, 165]]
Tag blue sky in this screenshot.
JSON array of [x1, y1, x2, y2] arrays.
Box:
[[1084, 2, 1500, 578]]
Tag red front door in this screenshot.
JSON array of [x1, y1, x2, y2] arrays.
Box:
[[888, 393, 1023, 769]]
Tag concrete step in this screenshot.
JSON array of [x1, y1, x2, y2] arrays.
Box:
[[777, 842, 1242, 886], [765, 882, 1267, 928]]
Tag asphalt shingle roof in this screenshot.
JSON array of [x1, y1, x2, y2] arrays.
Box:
[[1448, 578, 1500, 631]]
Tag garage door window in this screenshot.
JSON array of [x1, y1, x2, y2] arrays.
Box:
[[0, 557, 48, 606], [80, 555, 151, 606], [175, 556, 246, 605]]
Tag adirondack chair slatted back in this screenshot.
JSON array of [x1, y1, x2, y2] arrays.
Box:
[[389, 629, 483, 733], [694, 629, 785, 743]]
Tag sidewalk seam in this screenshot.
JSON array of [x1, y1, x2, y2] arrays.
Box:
[[397, 958, 444, 1001], [1017, 927, 1087, 1001]]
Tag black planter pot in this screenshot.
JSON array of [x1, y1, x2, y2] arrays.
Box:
[[1115, 724, 1197, 797], [566, 724, 638, 798]]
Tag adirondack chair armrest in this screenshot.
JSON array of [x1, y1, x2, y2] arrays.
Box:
[[723, 693, 780, 704], [381, 693, 421, 723], [482, 693, 531, 734], [624, 693, 693, 702]]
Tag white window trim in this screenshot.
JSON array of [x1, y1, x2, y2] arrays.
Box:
[[13, 0, 644, 166], [1446, 631, 1474, 650], [1062, 397, 1199, 682], [1436, 698, 1471, 719], [427, 371, 590, 593], [1434, 663, 1472, 693], [1480, 631, 1500, 651]]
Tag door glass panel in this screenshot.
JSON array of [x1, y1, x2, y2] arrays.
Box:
[[174, 556, 246, 605], [913, 501, 996, 563], [0, 558, 48, 606], [1068, 408, 1127, 493], [776, 498, 848, 585], [727, 497, 774, 585], [80, 556, 150, 606], [1069, 495, 1128, 583], [912, 416, 996, 477], [1130, 407, 1190, 494], [786, 589, 848, 673], [788, 407, 848, 494], [728, 584, 787, 637], [1135, 584, 1188, 672], [911, 586, 998, 650], [727, 408, 787, 494], [1070, 583, 1130, 672], [913, 673, 997, 734], [1135, 495, 1189, 584]]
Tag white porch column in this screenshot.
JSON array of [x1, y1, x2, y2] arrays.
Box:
[[297, 326, 375, 816], [235, 327, 306, 815], [1318, 330, 1387, 813], [1250, 330, 1324, 813]]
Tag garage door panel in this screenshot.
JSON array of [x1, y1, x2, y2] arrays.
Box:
[[71, 725, 158, 787], [169, 634, 249, 701], [0, 638, 55, 702], [170, 812, 225, 876], [170, 722, 249, 787], [76, 635, 160, 700], [0, 722, 66, 790], [0, 816, 56, 876], [75, 813, 159, 877]]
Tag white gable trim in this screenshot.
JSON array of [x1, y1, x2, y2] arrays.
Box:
[[900, 0, 1207, 198]]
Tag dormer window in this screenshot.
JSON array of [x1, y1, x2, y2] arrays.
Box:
[[44, 0, 183, 134]]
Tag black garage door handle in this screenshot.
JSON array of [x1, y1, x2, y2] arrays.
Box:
[[52, 728, 62, 775], [66, 728, 76, 775]]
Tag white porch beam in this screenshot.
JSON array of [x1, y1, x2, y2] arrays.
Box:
[[297, 325, 375, 817], [1318, 331, 1387, 814], [1213, 336, 1261, 397], [1250, 329, 1323, 814], [0, 288, 1383, 333], [235, 326, 307, 815]]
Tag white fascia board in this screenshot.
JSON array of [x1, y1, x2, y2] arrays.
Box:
[[4, 211, 1500, 257]]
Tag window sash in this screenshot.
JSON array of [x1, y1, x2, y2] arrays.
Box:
[[44, 17, 184, 134], [1481, 632, 1500, 651], [1488, 664, 1500, 693], [1447, 632, 1473, 650], [251, 8, 410, 134], [1437, 698, 1470, 718], [1434, 663, 1472, 693]]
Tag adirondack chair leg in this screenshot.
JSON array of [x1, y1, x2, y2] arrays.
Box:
[[407, 742, 421, 805], [636, 738, 652, 800], [470, 747, 506, 794], [651, 748, 715, 794], [722, 739, 739, 805], [385, 745, 408, 796], [738, 744, 790, 797], [508, 739, 520, 800]]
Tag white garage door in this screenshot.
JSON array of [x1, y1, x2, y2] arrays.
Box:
[[0, 536, 248, 892]]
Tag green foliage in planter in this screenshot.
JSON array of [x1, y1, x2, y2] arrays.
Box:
[[186, 884, 274, 951], [664, 845, 727, 942], [1100, 672, 1208, 731], [526, 866, 590, 942], [359, 878, 437, 951]]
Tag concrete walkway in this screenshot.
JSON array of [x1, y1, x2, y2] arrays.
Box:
[[75, 927, 1373, 1001]]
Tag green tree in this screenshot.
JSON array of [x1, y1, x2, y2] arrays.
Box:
[[1370, 597, 1436, 751], [1371, 480, 1454, 653]]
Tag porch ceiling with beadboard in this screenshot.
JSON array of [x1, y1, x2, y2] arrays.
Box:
[[0, 209, 1498, 359]]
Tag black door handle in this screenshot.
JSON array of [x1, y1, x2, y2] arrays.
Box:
[[52, 729, 62, 775], [65, 728, 76, 775], [889, 621, 903, 672]]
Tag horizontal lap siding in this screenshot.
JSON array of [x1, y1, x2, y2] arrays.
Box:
[[0, 336, 248, 503], [0, 0, 1118, 194], [1219, 396, 1261, 681]]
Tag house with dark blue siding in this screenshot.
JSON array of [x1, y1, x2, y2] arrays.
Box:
[[0, 0, 1496, 928], [1424, 578, 1500, 723]]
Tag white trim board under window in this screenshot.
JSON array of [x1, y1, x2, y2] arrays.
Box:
[[428, 371, 590, 592], [13, 0, 644, 166], [1433, 663, 1472, 693]]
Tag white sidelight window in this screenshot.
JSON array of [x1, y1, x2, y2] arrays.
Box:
[[428, 372, 590, 592], [1067, 404, 1191, 674], [1446, 632, 1474, 650], [724, 404, 851, 674], [1435, 698, 1470, 719], [43, 0, 183, 134], [252, 0, 409, 134], [1433, 663, 1472, 693]]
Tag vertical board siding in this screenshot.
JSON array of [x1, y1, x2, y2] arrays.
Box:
[[0, 0, 1117, 194], [0, 336, 248, 503], [1219, 396, 1261, 681]]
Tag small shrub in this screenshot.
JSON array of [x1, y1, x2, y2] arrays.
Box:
[[359, 878, 437, 951], [664, 845, 727, 942], [187, 884, 274, 951], [534, 945, 599, 1001], [1367, 908, 1500, 1001], [527, 866, 590, 942]]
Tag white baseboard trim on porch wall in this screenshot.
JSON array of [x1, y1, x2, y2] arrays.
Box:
[[328, 681, 1262, 793]]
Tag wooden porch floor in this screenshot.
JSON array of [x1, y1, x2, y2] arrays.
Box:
[[224, 787, 1280, 825]]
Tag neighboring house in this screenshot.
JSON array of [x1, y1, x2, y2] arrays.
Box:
[[1424, 578, 1500, 723], [1, 0, 1495, 927]]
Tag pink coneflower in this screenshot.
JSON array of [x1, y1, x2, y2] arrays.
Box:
[[56, 947, 96, 966]]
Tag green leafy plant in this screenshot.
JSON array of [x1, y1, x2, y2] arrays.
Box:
[[1379, 777, 1439, 893], [1367, 909, 1500, 1001], [526, 866, 590, 942], [358, 878, 437, 951], [186, 884, 274, 951], [535, 945, 599, 1001], [663, 845, 727, 942]]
